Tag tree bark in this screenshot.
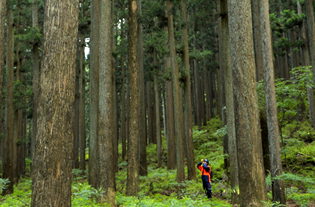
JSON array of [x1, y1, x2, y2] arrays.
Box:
[[0, 0, 5, 156], [89, 0, 100, 189], [259, 0, 286, 204], [305, 0, 315, 91], [73, 40, 80, 169], [251, 0, 264, 82], [166, 0, 185, 183], [219, 0, 239, 203], [79, 35, 86, 173], [153, 49, 162, 168], [98, 0, 115, 204], [3, 5, 14, 195], [298, 1, 315, 129], [31, 0, 39, 167], [112, 0, 118, 176], [137, 0, 147, 176], [181, 0, 195, 180], [120, 22, 127, 161], [228, 0, 267, 206], [147, 82, 154, 144], [165, 60, 176, 170], [31, 0, 79, 205], [126, 0, 140, 196]]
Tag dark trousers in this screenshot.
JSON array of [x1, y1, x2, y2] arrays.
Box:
[[201, 175, 212, 198]]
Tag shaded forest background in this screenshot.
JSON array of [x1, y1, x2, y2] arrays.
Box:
[[0, 0, 315, 206]]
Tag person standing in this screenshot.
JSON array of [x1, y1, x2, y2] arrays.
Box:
[[197, 159, 213, 199]]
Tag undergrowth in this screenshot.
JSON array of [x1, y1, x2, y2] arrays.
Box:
[[0, 116, 314, 206]]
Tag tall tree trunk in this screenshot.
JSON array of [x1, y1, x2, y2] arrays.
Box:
[[32, 0, 39, 167], [147, 82, 154, 144], [165, 61, 176, 170], [166, 0, 185, 183], [74, 40, 80, 169], [305, 0, 315, 88], [14, 40, 22, 183], [79, 35, 86, 173], [89, 0, 100, 189], [112, 0, 118, 176], [218, 1, 228, 173], [98, 0, 115, 204], [298, 1, 315, 129], [120, 22, 127, 160], [216, 69, 222, 119], [153, 49, 162, 168], [219, 0, 239, 203], [228, 0, 267, 206], [31, 0, 79, 205], [0, 0, 5, 162], [251, 0, 264, 82], [121, 45, 127, 161], [259, 0, 286, 204], [181, 0, 195, 180], [194, 59, 202, 130], [208, 71, 214, 118], [126, 0, 140, 196], [3, 5, 14, 195], [137, 0, 147, 176]]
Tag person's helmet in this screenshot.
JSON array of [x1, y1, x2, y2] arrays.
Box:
[[204, 159, 209, 164]]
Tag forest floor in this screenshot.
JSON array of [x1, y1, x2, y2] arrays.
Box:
[[1, 117, 315, 206]]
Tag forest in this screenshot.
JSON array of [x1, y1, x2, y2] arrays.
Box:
[[0, 0, 315, 206]]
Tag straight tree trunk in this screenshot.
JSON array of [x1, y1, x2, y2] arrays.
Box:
[[305, 0, 315, 88], [219, 0, 239, 203], [147, 82, 154, 144], [137, 0, 147, 176], [208, 72, 214, 118], [298, 1, 315, 129], [3, 5, 14, 195], [121, 41, 127, 160], [217, 1, 227, 172], [126, 0, 140, 196], [181, 0, 195, 180], [153, 49, 162, 168], [216, 69, 222, 119], [74, 41, 80, 169], [166, 0, 185, 183], [31, 0, 79, 205], [32, 0, 39, 166], [112, 0, 118, 176], [165, 61, 176, 170], [13, 44, 19, 185], [259, 0, 286, 204], [0, 0, 5, 155], [98, 0, 115, 204], [79, 35, 86, 173], [120, 22, 127, 160], [251, 0, 264, 81], [193, 53, 202, 129], [227, 0, 267, 206], [89, 0, 100, 189]]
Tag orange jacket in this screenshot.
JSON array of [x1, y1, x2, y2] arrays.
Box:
[[197, 162, 212, 182]]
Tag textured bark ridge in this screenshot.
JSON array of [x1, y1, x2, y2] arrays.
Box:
[[228, 0, 267, 206], [166, 0, 185, 183], [31, 1, 79, 206], [3, 5, 14, 195], [126, 0, 140, 196], [138, 0, 148, 176], [181, 0, 196, 181], [98, 0, 116, 204], [219, 0, 239, 204], [89, 0, 100, 189], [259, 0, 286, 204]]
